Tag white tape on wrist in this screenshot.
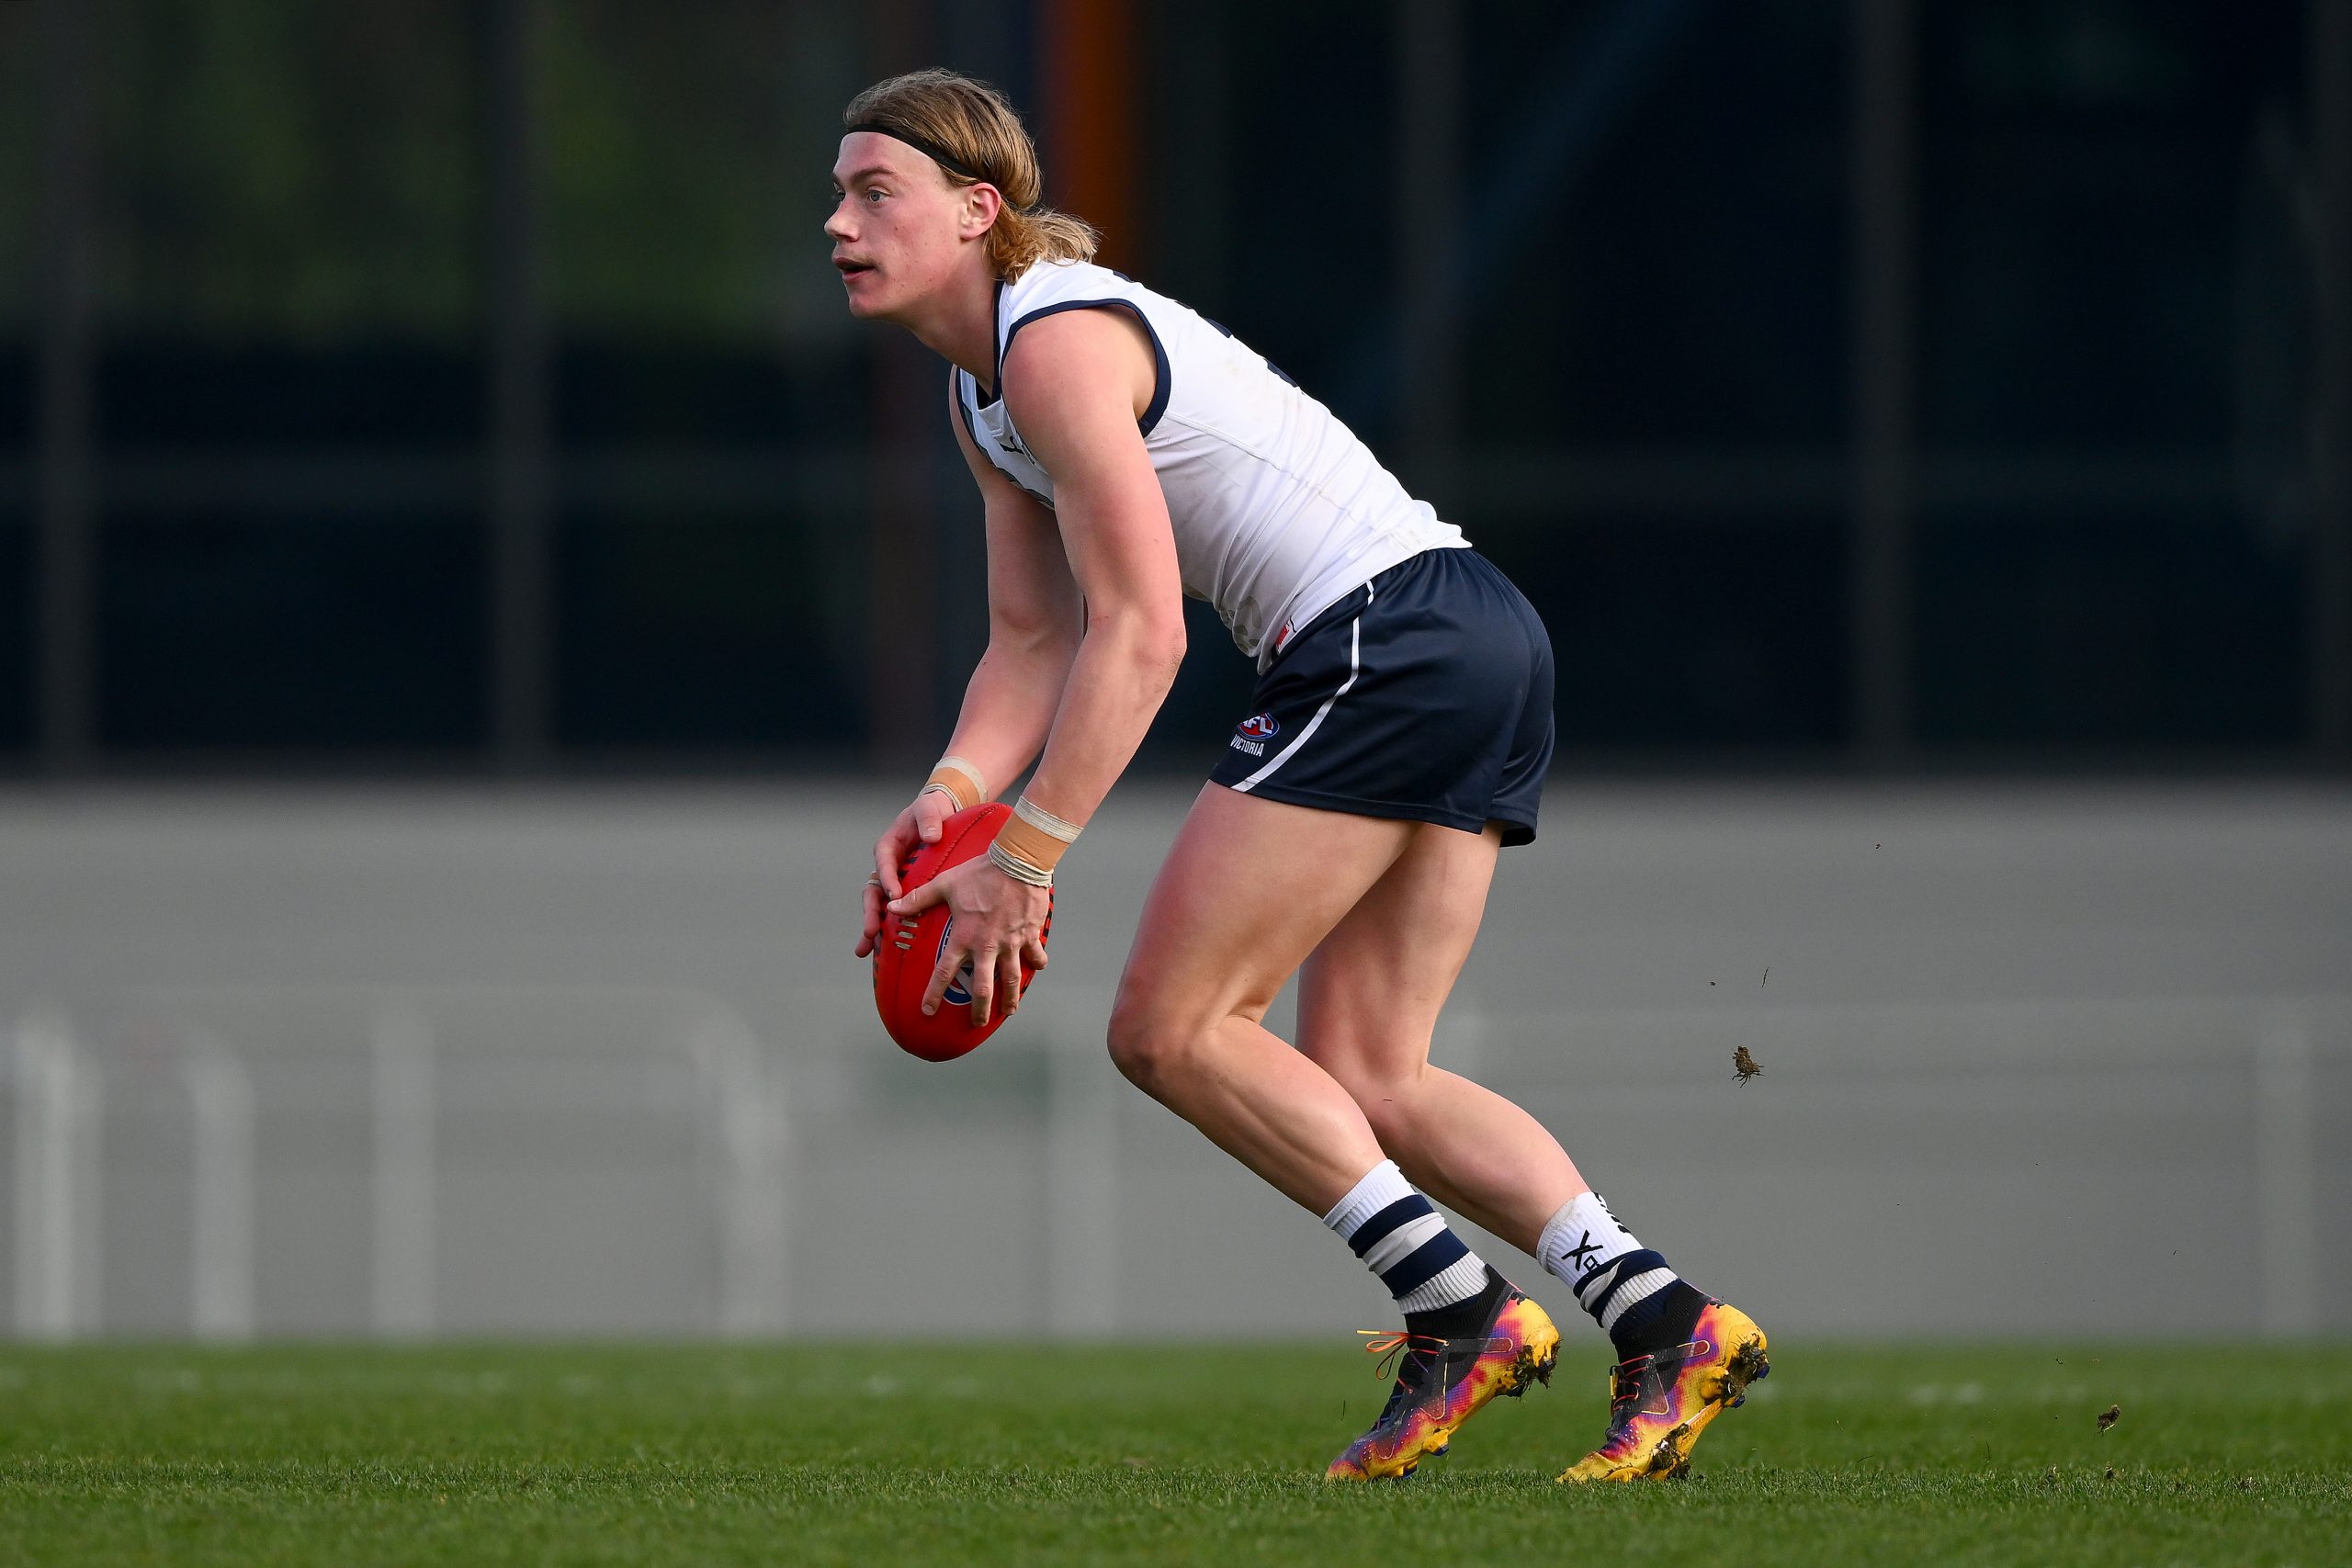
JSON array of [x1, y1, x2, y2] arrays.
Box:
[[922, 755, 988, 812], [1012, 795, 1080, 842], [987, 839, 1056, 886]]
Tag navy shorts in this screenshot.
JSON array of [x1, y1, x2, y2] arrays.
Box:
[[1209, 547, 1555, 846]]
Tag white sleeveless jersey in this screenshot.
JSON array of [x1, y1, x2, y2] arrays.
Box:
[[953, 259, 1467, 667]]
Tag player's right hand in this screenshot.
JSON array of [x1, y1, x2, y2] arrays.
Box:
[[854, 788, 959, 957]]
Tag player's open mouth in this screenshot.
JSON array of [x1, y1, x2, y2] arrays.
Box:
[[835, 258, 875, 279]]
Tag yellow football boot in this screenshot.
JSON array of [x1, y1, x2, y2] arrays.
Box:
[[1326, 1282, 1560, 1481], [1556, 1299, 1770, 1483]]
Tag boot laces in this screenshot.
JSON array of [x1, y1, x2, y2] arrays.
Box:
[[1359, 1330, 1450, 1383], [1356, 1330, 1452, 1423], [1602, 1338, 1713, 1433], [1604, 1353, 1655, 1429]]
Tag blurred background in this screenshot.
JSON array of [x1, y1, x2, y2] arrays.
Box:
[[0, 0, 2345, 1345]]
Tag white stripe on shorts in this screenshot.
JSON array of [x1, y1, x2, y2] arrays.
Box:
[[1231, 583, 1372, 794]]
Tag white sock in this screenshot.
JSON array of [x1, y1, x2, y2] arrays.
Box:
[[1537, 1190, 1678, 1334], [1323, 1160, 1488, 1316]]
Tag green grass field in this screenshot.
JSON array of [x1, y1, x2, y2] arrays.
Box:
[[4, 1341, 2347, 1566]]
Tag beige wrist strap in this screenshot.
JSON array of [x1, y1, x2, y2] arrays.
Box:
[[987, 795, 1080, 886], [922, 755, 987, 812]]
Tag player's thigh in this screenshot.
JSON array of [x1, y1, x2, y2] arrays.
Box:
[[1113, 784, 1415, 1041], [1295, 819, 1502, 1086]]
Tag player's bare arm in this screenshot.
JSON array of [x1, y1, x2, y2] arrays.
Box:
[[854, 383, 1080, 961], [942, 382, 1087, 801], [994, 310, 1183, 818], [886, 308, 1182, 1021]]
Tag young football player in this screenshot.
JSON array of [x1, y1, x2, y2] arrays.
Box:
[[838, 69, 1767, 1481]]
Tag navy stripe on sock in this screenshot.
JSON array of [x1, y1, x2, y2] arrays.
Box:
[[1348, 1195, 1433, 1258], [1381, 1231, 1470, 1298], [1583, 1249, 1667, 1317], [1574, 1260, 1620, 1307]]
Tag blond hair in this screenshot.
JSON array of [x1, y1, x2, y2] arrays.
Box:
[[844, 70, 1098, 279]]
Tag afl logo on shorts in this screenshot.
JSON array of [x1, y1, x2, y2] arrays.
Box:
[[936, 918, 974, 1006], [1230, 710, 1279, 757]]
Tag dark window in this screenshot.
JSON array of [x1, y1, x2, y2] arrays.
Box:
[[1917, 0, 2305, 451], [100, 344, 480, 448], [1484, 512, 1850, 749], [1197, 0, 1397, 433], [554, 507, 865, 751], [556, 345, 866, 450], [0, 510, 28, 754], [1464, 0, 1849, 449], [98, 512, 485, 752], [0, 346, 28, 452], [1916, 509, 2304, 747]]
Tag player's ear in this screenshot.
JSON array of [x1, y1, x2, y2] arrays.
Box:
[[960, 182, 1004, 239]]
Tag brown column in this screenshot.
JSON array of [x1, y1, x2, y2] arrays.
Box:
[[1039, 0, 1136, 272]]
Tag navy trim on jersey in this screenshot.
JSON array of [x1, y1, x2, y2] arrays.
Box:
[[1001, 299, 1173, 436], [952, 366, 982, 447], [956, 367, 1055, 507], [979, 278, 1010, 406]]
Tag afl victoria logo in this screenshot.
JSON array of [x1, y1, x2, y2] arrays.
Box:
[[1237, 712, 1280, 740], [936, 917, 973, 1006]]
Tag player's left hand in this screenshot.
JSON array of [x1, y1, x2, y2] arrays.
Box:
[[887, 857, 1051, 1026]]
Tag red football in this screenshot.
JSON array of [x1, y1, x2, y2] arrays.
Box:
[[872, 802, 1053, 1062]]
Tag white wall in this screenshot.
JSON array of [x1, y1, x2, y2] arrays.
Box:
[[1, 780, 2346, 1340]]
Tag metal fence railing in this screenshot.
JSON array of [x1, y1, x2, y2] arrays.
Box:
[[6, 986, 2345, 1340]]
